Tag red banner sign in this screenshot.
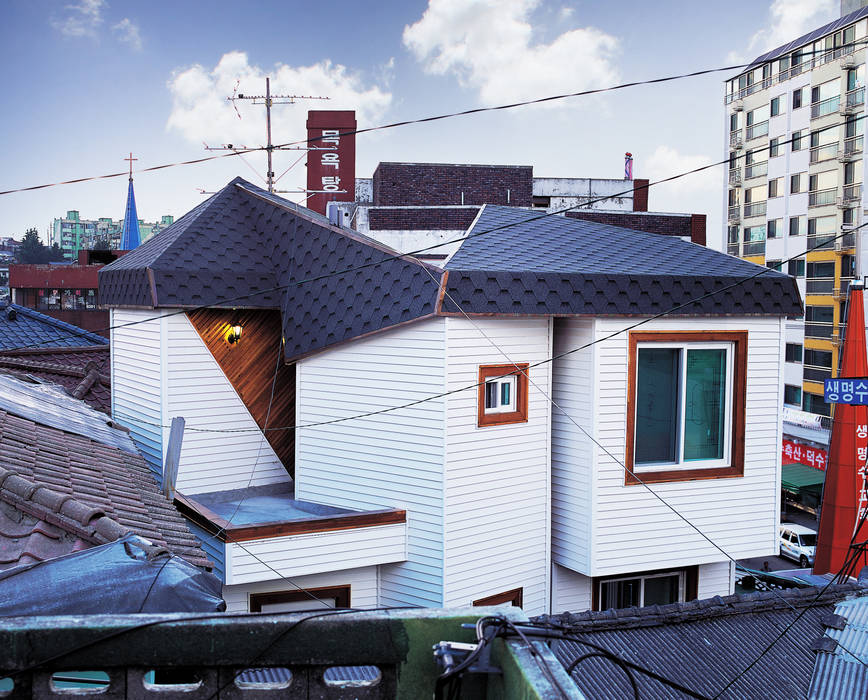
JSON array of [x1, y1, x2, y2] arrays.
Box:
[[782, 439, 827, 470]]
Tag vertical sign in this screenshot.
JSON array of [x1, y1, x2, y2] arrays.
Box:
[[306, 110, 356, 217]]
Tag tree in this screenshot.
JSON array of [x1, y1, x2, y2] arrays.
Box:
[[92, 237, 110, 251], [17, 228, 47, 263], [49, 243, 66, 262]]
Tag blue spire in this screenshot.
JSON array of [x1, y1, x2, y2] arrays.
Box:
[[120, 153, 141, 250]]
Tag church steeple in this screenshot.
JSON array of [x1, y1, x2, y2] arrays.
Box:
[[120, 152, 141, 250]]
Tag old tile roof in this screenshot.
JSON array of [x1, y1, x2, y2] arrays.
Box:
[[809, 594, 868, 699], [0, 302, 108, 350], [535, 584, 868, 700], [0, 376, 209, 569], [99, 178, 445, 362], [443, 205, 802, 316], [0, 346, 110, 414]]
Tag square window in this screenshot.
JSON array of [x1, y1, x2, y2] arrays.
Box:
[[478, 364, 529, 427], [595, 567, 697, 611], [626, 331, 746, 484]]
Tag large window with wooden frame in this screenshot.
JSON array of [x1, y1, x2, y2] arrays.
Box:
[[625, 331, 747, 485], [594, 567, 698, 611], [248, 585, 350, 613], [477, 364, 529, 427]]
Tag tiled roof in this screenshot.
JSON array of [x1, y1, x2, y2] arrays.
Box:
[[535, 584, 868, 700], [0, 346, 110, 414], [809, 595, 868, 699], [99, 178, 445, 362], [0, 303, 108, 350], [443, 205, 801, 316], [0, 381, 209, 568]]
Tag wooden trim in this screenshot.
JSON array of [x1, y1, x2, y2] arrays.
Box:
[[473, 587, 524, 608], [477, 363, 529, 427], [591, 565, 698, 611], [174, 492, 406, 543], [249, 585, 351, 612], [146, 268, 159, 308], [435, 270, 450, 315], [624, 330, 748, 485]]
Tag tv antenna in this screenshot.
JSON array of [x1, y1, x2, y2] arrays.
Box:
[[204, 77, 331, 193]]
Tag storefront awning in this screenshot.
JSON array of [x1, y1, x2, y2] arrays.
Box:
[[782, 462, 825, 493]]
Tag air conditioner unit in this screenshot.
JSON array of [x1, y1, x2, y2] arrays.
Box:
[[838, 151, 856, 163], [837, 197, 847, 208], [734, 99, 744, 112], [840, 102, 855, 116], [842, 55, 856, 69]]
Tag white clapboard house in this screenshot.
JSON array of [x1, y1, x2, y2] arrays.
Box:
[[99, 178, 801, 615]]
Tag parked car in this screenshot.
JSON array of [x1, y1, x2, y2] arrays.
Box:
[[779, 523, 817, 568]]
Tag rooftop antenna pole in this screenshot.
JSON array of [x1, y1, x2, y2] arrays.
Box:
[[204, 78, 330, 193]]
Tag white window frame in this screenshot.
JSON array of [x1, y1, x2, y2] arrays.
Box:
[[597, 570, 687, 610], [483, 374, 517, 414], [633, 341, 734, 473]]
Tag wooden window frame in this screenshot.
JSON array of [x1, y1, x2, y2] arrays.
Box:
[[473, 587, 524, 608], [592, 566, 698, 611], [477, 364, 529, 427], [249, 585, 351, 612], [625, 330, 747, 485]]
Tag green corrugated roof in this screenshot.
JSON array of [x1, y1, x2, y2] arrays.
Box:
[[782, 462, 825, 492]]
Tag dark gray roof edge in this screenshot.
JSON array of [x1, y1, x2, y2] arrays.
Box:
[[1, 303, 108, 346], [745, 6, 868, 72], [236, 182, 447, 276], [375, 161, 532, 170]]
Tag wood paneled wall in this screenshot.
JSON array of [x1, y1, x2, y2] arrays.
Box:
[[186, 309, 295, 476]]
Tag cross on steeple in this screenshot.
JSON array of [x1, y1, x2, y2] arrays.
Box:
[[124, 152, 137, 181]]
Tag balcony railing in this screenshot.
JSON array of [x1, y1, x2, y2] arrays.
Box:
[[811, 95, 841, 119], [728, 167, 742, 185], [838, 232, 856, 249], [804, 364, 833, 381], [744, 161, 768, 179], [808, 232, 837, 250], [809, 188, 837, 207], [845, 135, 864, 154], [742, 240, 766, 256], [727, 242, 740, 256], [746, 121, 769, 141], [805, 322, 834, 339], [847, 87, 866, 107], [810, 143, 839, 163], [743, 201, 767, 218], [843, 183, 862, 202], [728, 205, 741, 222], [806, 278, 835, 294], [729, 131, 743, 148]]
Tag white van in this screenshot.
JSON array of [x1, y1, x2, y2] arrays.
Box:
[[779, 523, 817, 568]]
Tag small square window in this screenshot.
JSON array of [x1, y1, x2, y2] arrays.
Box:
[[478, 364, 529, 427]]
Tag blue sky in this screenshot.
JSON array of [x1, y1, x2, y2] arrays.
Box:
[[0, 0, 841, 249]]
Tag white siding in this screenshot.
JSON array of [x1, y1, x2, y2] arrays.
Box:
[[294, 319, 447, 607], [111, 309, 164, 477], [226, 523, 406, 584], [551, 318, 596, 573], [698, 561, 735, 599], [589, 316, 784, 576], [164, 313, 290, 494], [442, 317, 551, 616], [551, 564, 592, 614], [222, 566, 379, 613]]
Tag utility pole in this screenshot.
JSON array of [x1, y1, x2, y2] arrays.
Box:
[[204, 77, 330, 193]]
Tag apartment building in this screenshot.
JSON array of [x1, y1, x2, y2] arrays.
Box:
[[724, 5, 868, 418], [50, 211, 174, 259]]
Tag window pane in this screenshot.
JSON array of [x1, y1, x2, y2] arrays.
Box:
[[643, 575, 681, 606], [600, 579, 640, 610], [485, 382, 497, 409], [635, 348, 680, 464], [684, 349, 726, 461], [501, 381, 510, 406]]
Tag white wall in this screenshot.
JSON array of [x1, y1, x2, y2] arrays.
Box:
[[111, 309, 165, 477], [222, 565, 379, 613], [294, 319, 447, 607], [442, 317, 551, 616], [697, 561, 734, 598], [551, 564, 591, 614], [588, 316, 784, 576], [163, 313, 289, 494]]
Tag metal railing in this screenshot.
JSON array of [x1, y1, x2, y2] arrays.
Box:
[[805, 322, 834, 339], [808, 188, 837, 207], [729, 131, 743, 148], [728, 205, 741, 221], [844, 135, 864, 154], [743, 201, 767, 218], [746, 121, 769, 140], [728, 167, 742, 185], [843, 183, 862, 202], [838, 232, 856, 248], [811, 95, 841, 119], [806, 278, 835, 294], [807, 232, 836, 250], [742, 240, 766, 256], [727, 242, 740, 256], [804, 364, 833, 381], [744, 161, 768, 179], [847, 87, 866, 107], [810, 143, 839, 163]]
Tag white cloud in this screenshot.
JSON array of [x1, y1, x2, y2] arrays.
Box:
[[51, 0, 105, 38], [166, 51, 392, 156], [112, 18, 142, 51], [730, 0, 837, 63], [403, 0, 619, 106]]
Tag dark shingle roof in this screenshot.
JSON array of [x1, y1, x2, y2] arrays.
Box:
[[535, 584, 868, 700], [0, 378, 209, 568], [443, 205, 801, 316], [99, 178, 445, 362], [0, 303, 108, 350]]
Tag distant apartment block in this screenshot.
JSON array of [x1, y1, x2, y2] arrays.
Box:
[[50, 210, 174, 259], [723, 4, 868, 418]]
